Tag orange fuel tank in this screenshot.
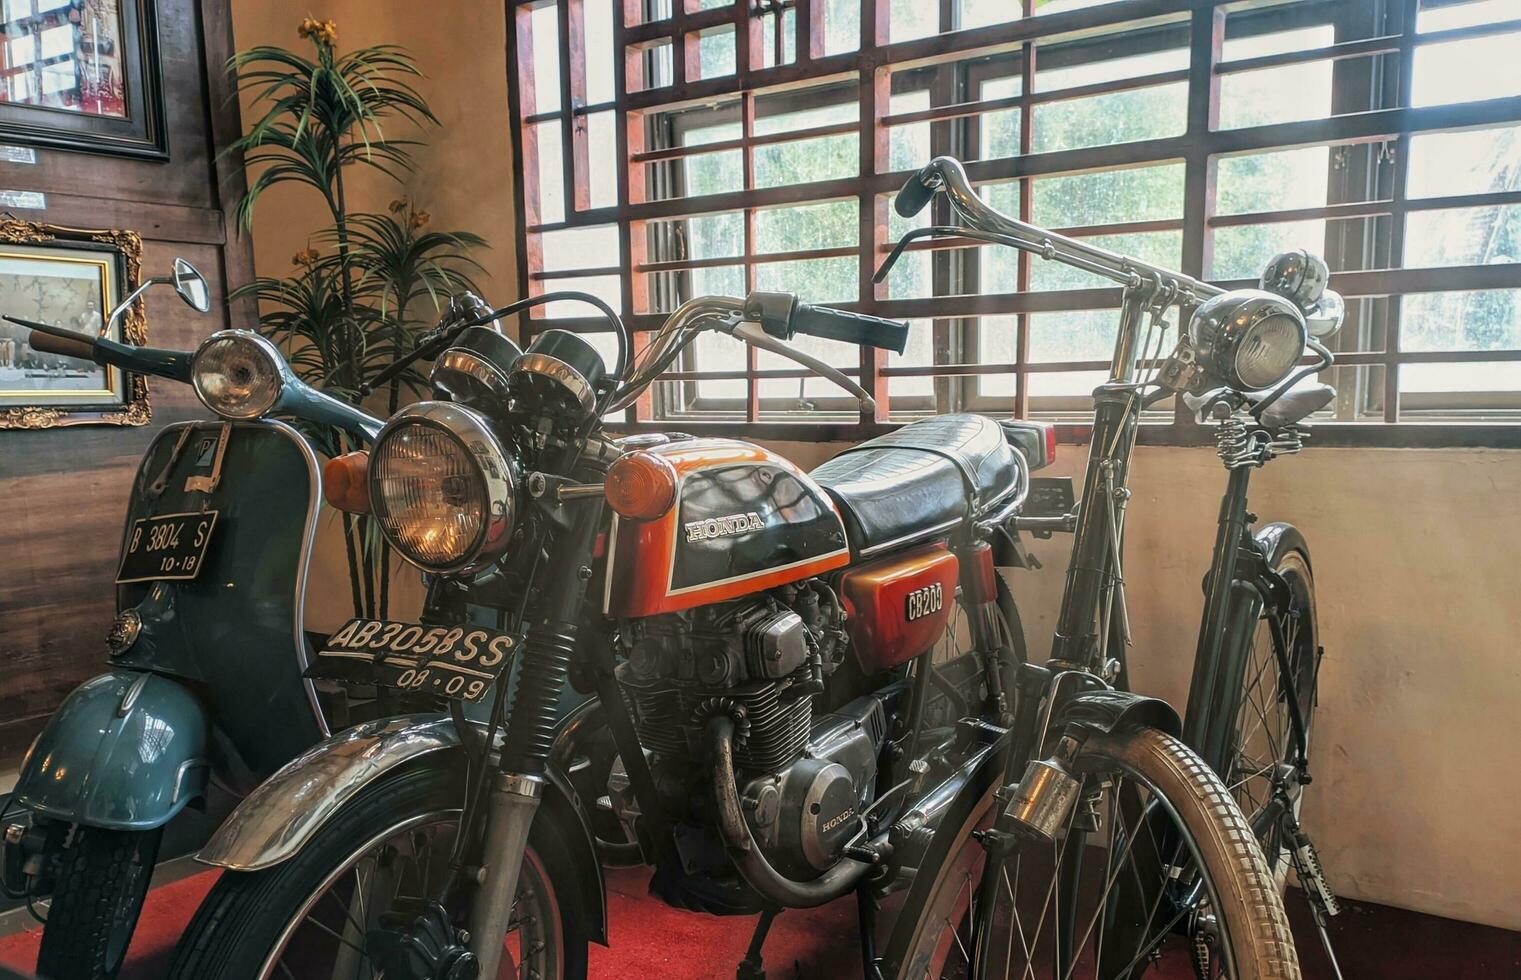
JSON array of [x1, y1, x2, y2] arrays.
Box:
[[839, 544, 959, 674]]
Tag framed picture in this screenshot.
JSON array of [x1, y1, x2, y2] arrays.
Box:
[[0, 0, 166, 159], [0, 217, 149, 429]]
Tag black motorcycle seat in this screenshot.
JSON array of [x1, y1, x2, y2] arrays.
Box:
[[810, 414, 1022, 557]]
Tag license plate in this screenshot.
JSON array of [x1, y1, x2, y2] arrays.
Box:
[[116, 511, 219, 584], [307, 619, 517, 703]]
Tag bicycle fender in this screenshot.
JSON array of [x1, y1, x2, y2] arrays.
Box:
[[13, 671, 209, 831], [1253, 522, 1311, 571], [1060, 689, 1182, 739], [195, 713, 607, 943]]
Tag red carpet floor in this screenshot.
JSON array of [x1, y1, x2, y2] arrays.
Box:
[[2, 865, 1518, 978]]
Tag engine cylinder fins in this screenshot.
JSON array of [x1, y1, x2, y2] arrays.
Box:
[[617, 671, 812, 774]]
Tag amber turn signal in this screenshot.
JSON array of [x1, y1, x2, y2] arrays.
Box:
[[323, 451, 371, 514], [605, 450, 678, 521]]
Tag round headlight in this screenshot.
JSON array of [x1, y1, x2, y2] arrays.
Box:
[[367, 402, 516, 575], [1188, 289, 1307, 391], [192, 331, 283, 419]]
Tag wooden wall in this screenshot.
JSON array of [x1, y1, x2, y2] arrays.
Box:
[[0, 0, 252, 752]]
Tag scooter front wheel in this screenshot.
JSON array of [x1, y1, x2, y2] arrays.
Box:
[[36, 825, 161, 980], [169, 766, 587, 980]]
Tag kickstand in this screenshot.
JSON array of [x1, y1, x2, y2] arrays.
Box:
[[858, 888, 885, 980], [737, 907, 779, 980]]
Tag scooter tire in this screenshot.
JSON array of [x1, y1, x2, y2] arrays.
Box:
[[35, 825, 161, 980]]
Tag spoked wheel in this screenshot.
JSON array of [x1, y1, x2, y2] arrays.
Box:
[[170, 767, 587, 980], [1228, 549, 1317, 881], [896, 727, 1299, 980]]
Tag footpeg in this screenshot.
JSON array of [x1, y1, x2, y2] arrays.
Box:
[[1000, 736, 1081, 842]]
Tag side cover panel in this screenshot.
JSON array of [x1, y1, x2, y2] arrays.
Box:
[[604, 439, 850, 617]]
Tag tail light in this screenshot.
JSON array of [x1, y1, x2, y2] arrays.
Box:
[[1000, 420, 1056, 471], [323, 451, 371, 513]]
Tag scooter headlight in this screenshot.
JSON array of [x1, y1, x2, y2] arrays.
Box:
[[368, 402, 517, 575], [1188, 290, 1307, 392], [192, 331, 284, 419]]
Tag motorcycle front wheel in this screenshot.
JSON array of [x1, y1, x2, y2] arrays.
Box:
[[169, 766, 588, 980], [36, 825, 161, 980]]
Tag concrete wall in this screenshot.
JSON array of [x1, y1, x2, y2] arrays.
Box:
[[770, 439, 1521, 932], [228, 2, 520, 305]]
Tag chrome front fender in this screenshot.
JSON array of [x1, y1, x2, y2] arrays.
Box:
[[197, 714, 456, 871]]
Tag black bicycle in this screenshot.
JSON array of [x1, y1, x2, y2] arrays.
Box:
[[880, 156, 1343, 979]]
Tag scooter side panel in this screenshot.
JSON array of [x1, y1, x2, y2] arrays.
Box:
[[13, 671, 209, 831], [110, 420, 327, 785]]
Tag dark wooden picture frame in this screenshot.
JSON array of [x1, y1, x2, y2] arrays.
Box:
[[0, 0, 168, 160], [0, 217, 150, 429]]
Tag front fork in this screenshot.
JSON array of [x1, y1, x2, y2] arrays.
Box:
[[468, 498, 605, 978]]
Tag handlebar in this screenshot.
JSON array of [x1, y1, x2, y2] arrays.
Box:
[[3, 315, 193, 382], [742, 292, 909, 354], [894, 156, 1224, 303]]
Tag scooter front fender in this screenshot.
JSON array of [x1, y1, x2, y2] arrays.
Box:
[[13, 671, 209, 831]]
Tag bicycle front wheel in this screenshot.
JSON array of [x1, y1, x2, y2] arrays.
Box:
[[895, 725, 1299, 980]]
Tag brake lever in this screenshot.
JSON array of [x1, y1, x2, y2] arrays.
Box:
[[721, 319, 877, 413]]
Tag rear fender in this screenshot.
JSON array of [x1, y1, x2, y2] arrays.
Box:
[[13, 671, 209, 831], [196, 713, 606, 943]]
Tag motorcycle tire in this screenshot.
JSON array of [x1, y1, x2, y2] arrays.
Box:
[[169, 765, 589, 980], [35, 825, 161, 980]]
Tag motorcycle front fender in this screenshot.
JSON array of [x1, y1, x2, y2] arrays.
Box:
[[13, 671, 209, 831], [196, 713, 607, 943]]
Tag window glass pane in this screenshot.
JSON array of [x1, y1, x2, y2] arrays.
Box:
[[540, 274, 622, 316], [1417, 0, 1517, 32], [755, 200, 857, 253], [961, 0, 1019, 29], [1412, 31, 1521, 107], [1218, 27, 1335, 129], [1402, 361, 1521, 394], [888, 89, 931, 173], [680, 213, 745, 259], [692, 331, 747, 399], [1211, 219, 1326, 280], [1037, 46, 1188, 92], [582, 0, 615, 104], [754, 91, 856, 136], [1031, 83, 1185, 153], [889, 0, 937, 42], [530, 4, 561, 113], [754, 133, 858, 187], [753, 255, 857, 303], [1402, 289, 1521, 354], [1408, 125, 1521, 198], [1031, 163, 1185, 228], [692, 26, 737, 80], [690, 263, 746, 298], [823, 0, 860, 55], [1028, 308, 1118, 363], [540, 225, 620, 272], [977, 76, 1022, 160], [1405, 204, 1521, 268], [887, 319, 935, 403], [627, 39, 674, 91], [1216, 146, 1331, 216], [533, 120, 565, 224], [586, 111, 619, 209], [675, 148, 743, 198]]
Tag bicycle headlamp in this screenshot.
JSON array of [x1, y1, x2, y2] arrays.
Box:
[[368, 401, 517, 575], [1187, 290, 1307, 392], [191, 330, 284, 419]]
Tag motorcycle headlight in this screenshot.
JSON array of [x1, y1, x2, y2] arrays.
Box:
[[1188, 289, 1307, 391], [367, 402, 517, 575], [192, 331, 284, 419]]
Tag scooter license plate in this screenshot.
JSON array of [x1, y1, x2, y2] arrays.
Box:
[[115, 510, 219, 584], [307, 619, 516, 703]]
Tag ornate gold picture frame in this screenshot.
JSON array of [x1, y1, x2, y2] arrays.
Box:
[[0, 218, 148, 430]]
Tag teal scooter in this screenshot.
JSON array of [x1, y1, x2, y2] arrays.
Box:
[[0, 260, 385, 980]]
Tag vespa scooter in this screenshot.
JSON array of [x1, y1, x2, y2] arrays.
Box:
[[0, 261, 385, 980]]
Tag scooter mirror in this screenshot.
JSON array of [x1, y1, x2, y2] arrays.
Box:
[[1303, 288, 1345, 339], [174, 258, 212, 313]]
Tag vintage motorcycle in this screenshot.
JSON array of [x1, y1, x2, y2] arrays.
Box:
[[0, 265, 386, 980], [163, 244, 1301, 974]]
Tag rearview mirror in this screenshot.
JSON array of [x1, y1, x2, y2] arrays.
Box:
[[173, 258, 211, 313], [1303, 288, 1345, 339]]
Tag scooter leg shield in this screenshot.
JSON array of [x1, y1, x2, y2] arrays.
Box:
[[12, 671, 209, 831]]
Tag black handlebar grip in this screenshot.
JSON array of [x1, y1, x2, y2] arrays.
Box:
[[793, 303, 910, 354], [895, 170, 936, 218], [26, 325, 99, 361]]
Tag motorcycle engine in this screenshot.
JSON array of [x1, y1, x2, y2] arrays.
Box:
[[616, 585, 887, 886]]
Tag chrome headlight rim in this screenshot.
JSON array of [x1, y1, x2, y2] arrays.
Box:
[[191, 329, 285, 420], [1188, 289, 1307, 392], [367, 401, 517, 576]]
